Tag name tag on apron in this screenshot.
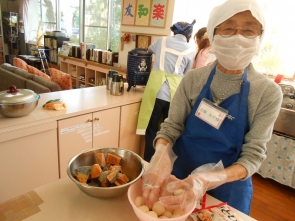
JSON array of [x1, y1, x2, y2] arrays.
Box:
[[195, 98, 228, 129]]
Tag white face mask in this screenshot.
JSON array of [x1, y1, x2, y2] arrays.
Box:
[[211, 35, 260, 70]]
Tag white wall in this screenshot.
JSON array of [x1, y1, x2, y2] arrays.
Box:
[[119, 0, 176, 68], [118, 0, 226, 67]]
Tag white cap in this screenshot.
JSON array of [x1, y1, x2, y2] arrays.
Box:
[[207, 0, 268, 44]]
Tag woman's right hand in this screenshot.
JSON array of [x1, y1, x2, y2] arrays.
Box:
[[142, 142, 177, 209]]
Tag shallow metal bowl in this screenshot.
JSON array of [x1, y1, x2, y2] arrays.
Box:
[[67, 147, 145, 199], [0, 95, 40, 118]]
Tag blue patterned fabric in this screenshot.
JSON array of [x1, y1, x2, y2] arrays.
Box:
[[258, 134, 295, 189]]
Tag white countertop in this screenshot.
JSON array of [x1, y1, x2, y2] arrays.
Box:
[[0, 85, 144, 140], [19, 177, 256, 221], [0, 85, 144, 129]]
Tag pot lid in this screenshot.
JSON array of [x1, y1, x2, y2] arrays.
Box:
[[0, 85, 38, 104]]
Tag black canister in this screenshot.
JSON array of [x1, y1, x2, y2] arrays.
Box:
[[126, 48, 153, 92], [110, 74, 124, 96], [106, 70, 118, 90]]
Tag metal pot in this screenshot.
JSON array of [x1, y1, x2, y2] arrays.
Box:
[[0, 85, 40, 118]]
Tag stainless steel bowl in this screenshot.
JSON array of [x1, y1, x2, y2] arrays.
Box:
[[0, 86, 40, 118], [67, 147, 145, 199]]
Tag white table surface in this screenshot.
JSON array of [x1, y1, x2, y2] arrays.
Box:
[[22, 177, 257, 221]]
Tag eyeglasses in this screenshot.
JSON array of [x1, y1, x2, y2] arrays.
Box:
[[215, 26, 263, 39]]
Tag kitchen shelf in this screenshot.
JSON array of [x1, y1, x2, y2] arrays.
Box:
[[44, 35, 69, 64], [2, 12, 19, 64], [58, 55, 126, 89], [0, 6, 5, 64]]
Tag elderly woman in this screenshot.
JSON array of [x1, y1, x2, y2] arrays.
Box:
[[142, 0, 282, 215]]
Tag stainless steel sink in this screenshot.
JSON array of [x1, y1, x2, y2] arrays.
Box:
[[280, 83, 295, 109], [273, 83, 295, 138]]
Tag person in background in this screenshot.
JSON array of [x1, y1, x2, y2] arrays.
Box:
[[192, 27, 216, 69], [142, 0, 282, 215], [136, 20, 196, 162]]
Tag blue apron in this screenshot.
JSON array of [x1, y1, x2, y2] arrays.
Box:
[[172, 66, 253, 215]]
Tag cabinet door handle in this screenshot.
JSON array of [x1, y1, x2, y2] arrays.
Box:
[[87, 119, 93, 122], [93, 117, 99, 121]]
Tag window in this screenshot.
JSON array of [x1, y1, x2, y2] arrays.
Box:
[[41, 0, 57, 30], [60, 0, 80, 44], [26, 0, 41, 44], [84, 0, 108, 49], [26, 0, 121, 52], [173, 0, 295, 78]]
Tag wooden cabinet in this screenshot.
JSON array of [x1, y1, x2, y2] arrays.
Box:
[[58, 102, 141, 178], [58, 108, 120, 178], [59, 55, 126, 89], [93, 108, 120, 148], [119, 102, 141, 153], [0, 127, 59, 203], [44, 35, 69, 64]]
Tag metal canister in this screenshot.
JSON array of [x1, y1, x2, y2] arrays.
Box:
[[110, 74, 124, 96], [106, 70, 118, 90]]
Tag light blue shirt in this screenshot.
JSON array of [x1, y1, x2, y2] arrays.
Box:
[[149, 34, 195, 101]]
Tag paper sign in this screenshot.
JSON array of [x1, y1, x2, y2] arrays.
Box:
[[60, 122, 91, 134]]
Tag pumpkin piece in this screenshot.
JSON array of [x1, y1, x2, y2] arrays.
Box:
[[74, 166, 91, 184], [115, 173, 129, 185], [107, 167, 121, 183], [96, 152, 106, 167], [99, 171, 110, 183], [110, 165, 122, 172], [102, 164, 111, 171], [118, 173, 129, 182], [114, 180, 121, 186], [105, 152, 121, 165], [88, 180, 99, 187], [76, 173, 89, 184], [75, 166, 92, 175], [91, 164, 102, 179], [101, 179, 111, 187]]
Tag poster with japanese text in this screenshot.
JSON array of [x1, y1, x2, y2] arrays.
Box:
[[150, 0, 168, 27], [122, 0, 137, 25], [135, 0, 152, 26]]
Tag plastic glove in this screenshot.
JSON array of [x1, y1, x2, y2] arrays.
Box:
[[159, 160, 227, 209], [142, 143, 177, 209]]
